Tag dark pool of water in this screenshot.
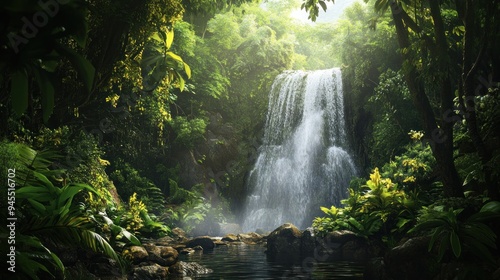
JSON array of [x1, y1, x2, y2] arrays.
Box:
[[179, 243, 365, 279]]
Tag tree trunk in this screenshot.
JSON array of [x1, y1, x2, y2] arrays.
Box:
[[461, 0, 500, 200], [390, 3, 464, 197]]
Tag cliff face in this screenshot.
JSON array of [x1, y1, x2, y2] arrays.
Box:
[[173, 112, 246, 208]]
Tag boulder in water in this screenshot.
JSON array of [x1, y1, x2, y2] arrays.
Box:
[[266, 223, 302, 261], [193, 245, 204, 251], [186, 236, 215, 250], [190, 219, 221, 236], [341, 239, 370, 261], [214, 240, 228, 246], [131, 263, 168, 279], [300, 227, 316, 256], [221, 233, 239, 242], [179, 248, 195, 255], [171, 227, 188, 242], [143, 244, 179, 266], [237, 232, 264, 244], [169, 261, 213, 276], [154, 235, 175, 246], [86, 257, 122, 278]]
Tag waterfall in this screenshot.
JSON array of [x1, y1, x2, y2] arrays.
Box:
[[242, 68, 357, 232]]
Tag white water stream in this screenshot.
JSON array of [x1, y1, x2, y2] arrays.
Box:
[[242, 68, 357, 231]]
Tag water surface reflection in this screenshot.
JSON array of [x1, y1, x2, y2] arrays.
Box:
[[179, 243, 365, 279]]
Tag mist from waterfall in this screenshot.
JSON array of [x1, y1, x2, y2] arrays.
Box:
[[242, 68, 357, 232]]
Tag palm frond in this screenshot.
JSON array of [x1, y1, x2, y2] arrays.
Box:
[[14, 144, 63, 188], [12, 143, 125, 278], [24, 212, 122, 266], [15, 235, 65, 280]]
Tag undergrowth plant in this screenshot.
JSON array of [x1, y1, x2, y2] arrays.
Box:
[[165, 181, 208, 232], [110, 160, 166, 214], [165, 180, 229, 234], [104, 192, 171, 239], [313, 167, 419, 246], [0, 143, 132, 279], [410, 200, 500, 264]]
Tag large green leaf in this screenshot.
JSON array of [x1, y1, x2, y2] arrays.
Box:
[[16, 185, 55, 205], [10, 70, 29, 117], [141, 47, 165, 67], [462, 236, 496, 264], [177, 73, 186, 91], [166, 51, 184, 63], [462, 225, 496, 248], [318, 0, 327, 11], [15, 144, 62, 185], [437, 233, 450, 262], [428, 227, 445, 252], [27, 198, 47, 213], [166, 30, 174, 49], [54, 44, 95, 93], [58, 184, 95, 208], [347, 217, 364, 232], [141, 29, 191, 92], [480, 201, 500, 213], [81, 230, 120, 261], [150, 32, 163, 43], [121, 229, 141, 246], [450, 231, 461, 258], [183, 62, 192, 78]]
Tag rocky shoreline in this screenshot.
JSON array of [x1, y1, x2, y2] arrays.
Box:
[[63, 226, 270, 279], [63, 223, 440, 279]]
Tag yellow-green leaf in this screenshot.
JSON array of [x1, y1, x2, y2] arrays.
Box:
[[166, 30, 174, 49], [150, 32, 163, 42], [183, 62, 191, 78], [165, 51, 184, 63]]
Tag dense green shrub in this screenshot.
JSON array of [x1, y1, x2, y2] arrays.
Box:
[[169, 116, 207, 148], [109, 159, 166, 214], [314, 167, 420, 246], [109, 193, 171, 239]]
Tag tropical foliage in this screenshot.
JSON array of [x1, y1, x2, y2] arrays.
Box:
[[313, 164, 421, 244], [0, 143, 136, 279], [1, 0, 499, 278], [411, 200, 500, 264]]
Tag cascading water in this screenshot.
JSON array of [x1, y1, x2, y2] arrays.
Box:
[[242, 68, 357, 232]]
